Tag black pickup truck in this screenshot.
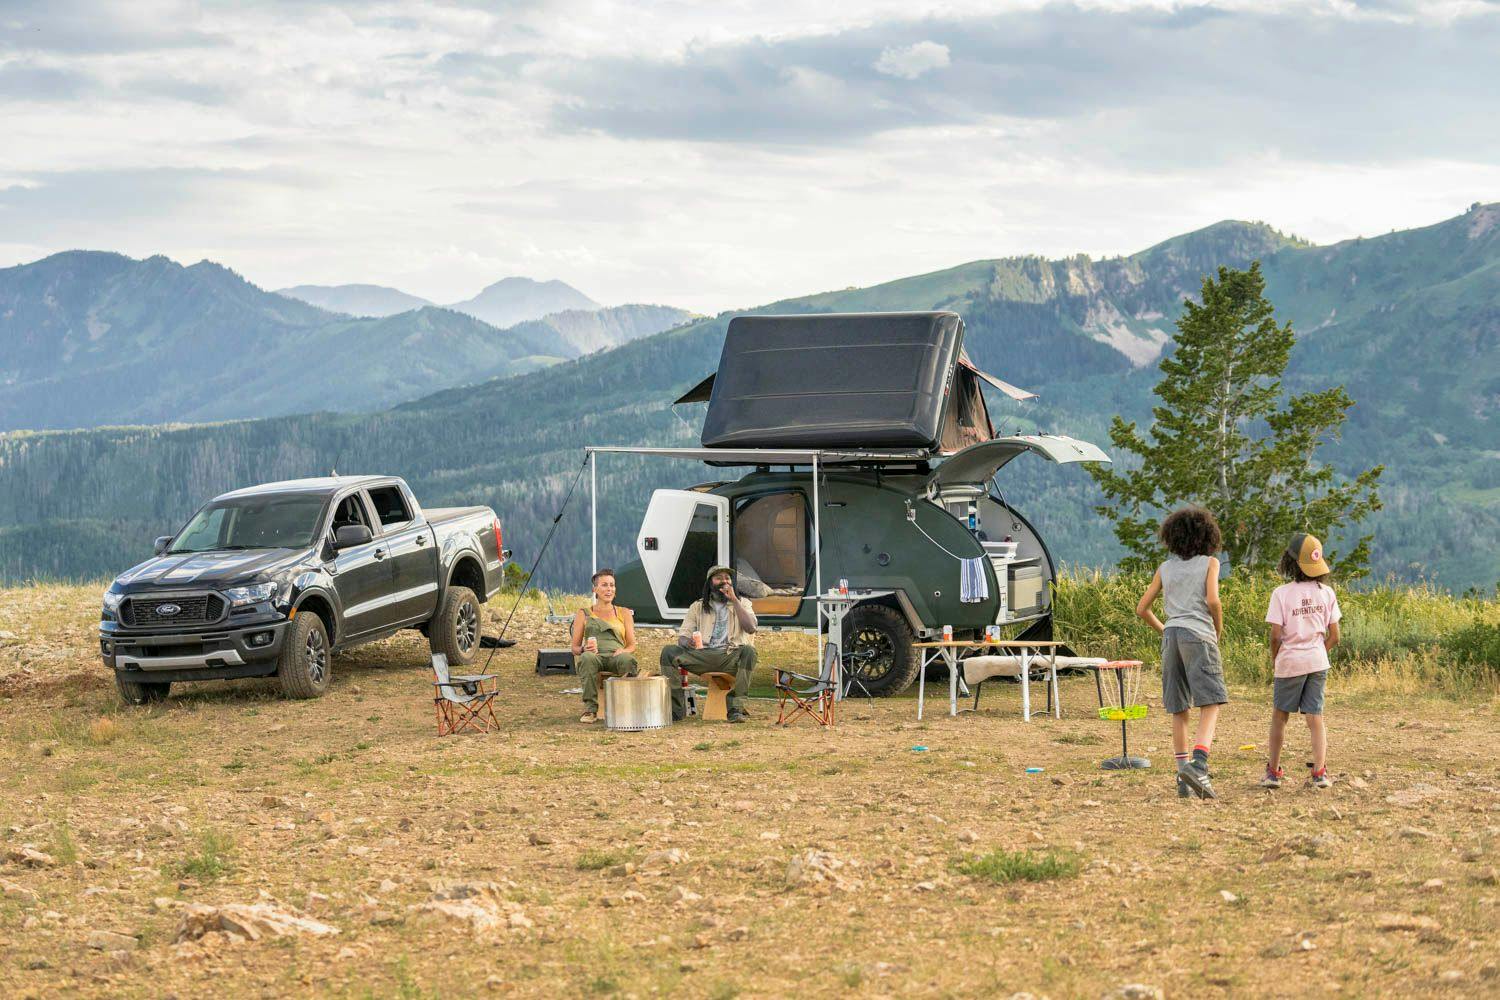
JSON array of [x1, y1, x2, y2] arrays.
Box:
[[99, 476, 508, 703]]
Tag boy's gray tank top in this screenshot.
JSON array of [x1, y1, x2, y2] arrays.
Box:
[[1160, 555, 1217, 642]]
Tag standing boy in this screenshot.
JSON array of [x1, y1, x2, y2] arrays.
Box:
[[1136, 506, 1228, 800]]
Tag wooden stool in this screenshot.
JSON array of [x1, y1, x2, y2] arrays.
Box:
[[701, 672, 736, 721]]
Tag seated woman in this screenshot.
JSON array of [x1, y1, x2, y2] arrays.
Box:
[[571, 568, 639, 724]]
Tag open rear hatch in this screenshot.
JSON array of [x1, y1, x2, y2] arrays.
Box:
[[925, 435, 1111, 490]]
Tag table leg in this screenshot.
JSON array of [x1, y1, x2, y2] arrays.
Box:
[[1020, 649, 1032, 722], [918, 651, 925, 721], [1050, 649, 1061, 719], [948, 649, 958, 717]]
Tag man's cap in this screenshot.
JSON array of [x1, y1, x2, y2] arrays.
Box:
[[706, 565, 734, 580], [1288, 533, 1331, 577]]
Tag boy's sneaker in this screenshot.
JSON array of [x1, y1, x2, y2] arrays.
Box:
[[1260, 767, 1284, 789], [1178, 761, 1217, 799], [1177, 773, 1191, 798], [1310, 768, 1333, 789]]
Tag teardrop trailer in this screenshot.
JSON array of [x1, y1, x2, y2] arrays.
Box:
[[582, 312, 1111, 697]]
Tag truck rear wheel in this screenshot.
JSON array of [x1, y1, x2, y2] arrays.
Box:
[[844, 604, 918, 696], [116, 675, 170, 705], [431, 586, 480, 666], [277, 612, 332, 699]]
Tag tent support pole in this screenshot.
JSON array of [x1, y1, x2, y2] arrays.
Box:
[[590, 450, 597, 575]]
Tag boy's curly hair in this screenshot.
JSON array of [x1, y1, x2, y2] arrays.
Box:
[[1277, 549, 1330, 584], [1159, 506, 1222, 560]]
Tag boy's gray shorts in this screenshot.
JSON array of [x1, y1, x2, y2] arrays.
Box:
[[1161, 626, 1229, 714], [1274, 671, 1326, 715]]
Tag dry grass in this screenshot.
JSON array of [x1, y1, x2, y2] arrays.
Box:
[[0, 584, 1497, 998]]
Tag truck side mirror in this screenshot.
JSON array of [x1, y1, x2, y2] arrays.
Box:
[[154, 536, 173, 555], [334, 524, 373, 550]]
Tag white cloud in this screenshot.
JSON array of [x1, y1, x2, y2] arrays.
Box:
[[874, 40, 950, 79], [1, 1, 1497, 314]]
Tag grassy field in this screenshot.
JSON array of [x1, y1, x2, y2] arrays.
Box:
[[1, 582, 1497, 998]]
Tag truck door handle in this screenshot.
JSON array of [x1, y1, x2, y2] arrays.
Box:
[[374, 548, 387, 560], [415, 535, 428, 546]]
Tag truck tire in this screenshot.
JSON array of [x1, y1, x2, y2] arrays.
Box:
[[116, 675, 170, 705], [277, 612, 332, 699], [431, 585, 480, 667], [844, 604, 918, 697]]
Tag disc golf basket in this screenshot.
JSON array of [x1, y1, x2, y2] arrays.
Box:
[[1092, 660, 1149, 770]]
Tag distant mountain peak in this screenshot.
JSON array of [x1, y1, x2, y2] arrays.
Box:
[[446, 276, 599, 330], [276, 283, 433, 318]]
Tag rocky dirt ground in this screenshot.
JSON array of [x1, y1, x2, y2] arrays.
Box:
[[0, 584, 1497, 999]]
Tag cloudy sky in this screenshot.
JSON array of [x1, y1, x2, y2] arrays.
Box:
[[2, 0, 1498, 313]]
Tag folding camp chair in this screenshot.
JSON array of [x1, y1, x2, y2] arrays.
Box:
[[431, 653, 501, 735], [775, 640, 837, 727]]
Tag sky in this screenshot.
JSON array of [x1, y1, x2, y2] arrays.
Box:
[[2, 0, 1499, 313]]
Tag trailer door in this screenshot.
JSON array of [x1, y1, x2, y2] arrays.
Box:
[[637, 490, 730, 618]]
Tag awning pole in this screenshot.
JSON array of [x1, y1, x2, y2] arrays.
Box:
[[812, 453, 822, 598], [590, 449, 597, 574]]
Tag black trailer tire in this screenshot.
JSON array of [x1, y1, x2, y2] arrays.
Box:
[[431, 585, 480, 666], [277, 612, 332, 699], [116, 675, 170, 705], [844, 604, 919, 696]]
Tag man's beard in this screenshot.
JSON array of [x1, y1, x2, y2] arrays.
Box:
[[709, 586, 729, 604]]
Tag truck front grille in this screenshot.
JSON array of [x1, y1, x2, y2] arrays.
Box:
[[120, 594, 225, 629]]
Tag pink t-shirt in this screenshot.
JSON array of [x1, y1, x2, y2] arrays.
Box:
[[1265, 582, 1341, 678]]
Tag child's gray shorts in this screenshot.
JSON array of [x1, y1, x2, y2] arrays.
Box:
[[1161, 626, 1229, 714], [1273, 670, 1326, 714]]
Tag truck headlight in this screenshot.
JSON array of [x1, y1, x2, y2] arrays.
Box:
[[102, 591, 124, 613], [223, 582, 278, 607]]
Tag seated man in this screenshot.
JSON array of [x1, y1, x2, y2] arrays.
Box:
[[571, 568, 640, 724], [659, 565, 758, 723]]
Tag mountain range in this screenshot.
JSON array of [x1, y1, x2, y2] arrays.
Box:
[[276, 276, 601, 327], [0, 252, 693, 430], [1, 205, 1495, 591]]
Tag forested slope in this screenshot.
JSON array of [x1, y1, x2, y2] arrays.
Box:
[[2, 207, 1496, 591]]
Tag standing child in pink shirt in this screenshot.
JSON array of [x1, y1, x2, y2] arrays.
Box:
[[1262, 533, 1342, 789]]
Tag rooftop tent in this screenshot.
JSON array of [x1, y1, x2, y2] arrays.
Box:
[[698, 312, 977, 451]]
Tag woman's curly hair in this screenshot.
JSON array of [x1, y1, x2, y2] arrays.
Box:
[[1159, 506, 1222, 560]]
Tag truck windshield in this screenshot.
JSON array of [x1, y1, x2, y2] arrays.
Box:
[[169, 496, 328, 554]]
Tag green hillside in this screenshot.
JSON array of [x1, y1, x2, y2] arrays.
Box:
[[0, 252, 694, 430], [1, 207, 1496, 592]]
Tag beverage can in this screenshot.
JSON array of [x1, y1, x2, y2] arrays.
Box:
[[839, 578, 848, 596], [942, 624, 953, 642]]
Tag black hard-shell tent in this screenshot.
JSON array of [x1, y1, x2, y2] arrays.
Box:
[[674, 312, 1036, 455]]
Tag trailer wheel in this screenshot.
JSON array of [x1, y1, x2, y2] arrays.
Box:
[[116, 676, 170, 705], [431, 586, 480, 667], [277, 612, 332, 699], [843, 604, 918, 696]]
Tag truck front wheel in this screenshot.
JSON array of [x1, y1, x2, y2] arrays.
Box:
[[431, 586, 480, 666], [116, 675, 170, 705], [843, 604, 918, 696], [277, 612, 332, 699]]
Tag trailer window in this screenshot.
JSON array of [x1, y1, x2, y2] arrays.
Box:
[[665, 503, 721, 608], [732, 492, 807, 616]]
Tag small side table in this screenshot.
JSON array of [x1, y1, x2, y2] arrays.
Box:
[[816, 590, 894, 702]]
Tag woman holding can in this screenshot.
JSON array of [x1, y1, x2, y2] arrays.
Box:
[[571, 568, 639, 723]]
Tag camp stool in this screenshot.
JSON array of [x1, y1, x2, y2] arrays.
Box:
[[774, 640, 837, 728], [431, 653, 501, 736], [700, 672, 737, 722]]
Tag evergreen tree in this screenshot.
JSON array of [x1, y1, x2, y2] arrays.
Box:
[[1090, 262, 1383, 576]]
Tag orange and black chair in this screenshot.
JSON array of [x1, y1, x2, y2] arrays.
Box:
[[774, 641, 837, 727]]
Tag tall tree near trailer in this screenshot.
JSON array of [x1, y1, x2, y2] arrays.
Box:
[[1090, 262, 1383, 577]]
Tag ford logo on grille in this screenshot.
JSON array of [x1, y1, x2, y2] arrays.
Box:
[[155, 603, 182, 616]]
